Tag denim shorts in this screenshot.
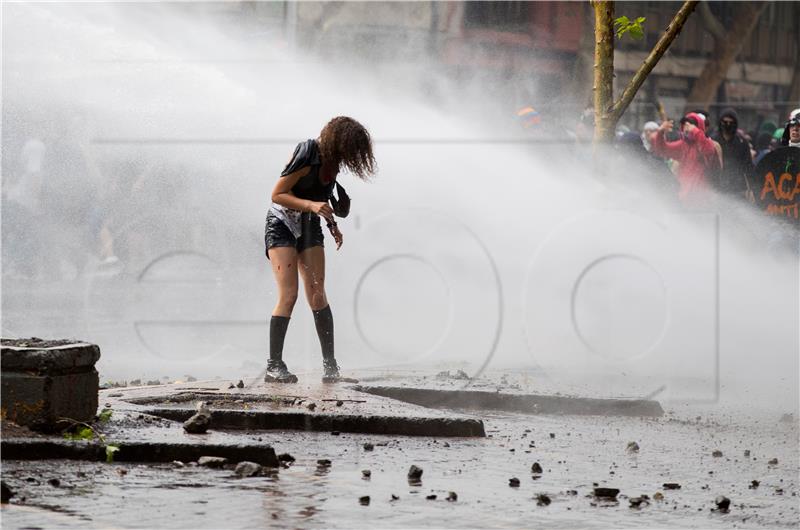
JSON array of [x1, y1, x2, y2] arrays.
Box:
[[265, 211, 324, 258]]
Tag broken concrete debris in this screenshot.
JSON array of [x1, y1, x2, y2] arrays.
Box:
[[198, 456, 227, 468], [234, 461, 262, 477]]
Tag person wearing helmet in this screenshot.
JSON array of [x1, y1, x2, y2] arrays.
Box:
[[780, 117, 800, 148]]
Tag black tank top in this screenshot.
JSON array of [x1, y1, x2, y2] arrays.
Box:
[[280, 139, 335, 202]]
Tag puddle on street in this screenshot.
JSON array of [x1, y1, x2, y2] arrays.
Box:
[[2, 408, 798, 529]]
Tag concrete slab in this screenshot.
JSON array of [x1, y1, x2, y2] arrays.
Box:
[[354, 385, 664, 417], [101, 379, 487, 438], [1, 438, 278, 466], [1, 338, 100, 429]]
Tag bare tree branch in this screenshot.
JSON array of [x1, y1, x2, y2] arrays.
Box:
[[610, 0, 699, 122], [698, 1, 725, 42]]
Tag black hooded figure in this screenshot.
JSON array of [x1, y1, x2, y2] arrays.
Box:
[[711, 107, 754, 195]]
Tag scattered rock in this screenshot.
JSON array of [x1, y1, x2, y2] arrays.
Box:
[[629, 496, 649, 508], [712, 450, 723, 458], [236, 380, 244, 388], [627, 441, 640, 453], [307, 403, 317, 411], [228, 383, 235, 389], [426, 494, 437, 500], [663, 483, 681, 490], [536, 494, 551, 506], [454, 369, 470, 380], [768, 458, 778, 466], [715, 495, 731, 512], [317, 459, 332, 467], [391, 494, 400, 501], [443, 442, 450, 448], [509, 477, 520, 487], [362, 470, 371, 479], [744, 450, 751, 457], [407, 465, 423, 480], [531, 462, 543, 474], [336, 400, 343, 407], [446, 491, 458, 502], [198, 456, 227, 468], [48, 478, 61, 487], [183, 412, 211, 434], [235, 461, 262, 477], [359, 496, 370, 506], [775, 488, 784, 495], [331, 431, 340, 436], [363, 443, 374, 451], [549, 433, 555, 439], [1, 481, 14, 503], [172, 460, 185, 468], [653, 492, 664, 501], [278, 453, 295, 463], [593, 488, 619, 499]]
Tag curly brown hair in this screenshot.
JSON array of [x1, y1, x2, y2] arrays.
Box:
[[318, 116, 376, 180]]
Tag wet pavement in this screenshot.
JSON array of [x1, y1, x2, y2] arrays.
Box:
[[2, 374, 798, 529]]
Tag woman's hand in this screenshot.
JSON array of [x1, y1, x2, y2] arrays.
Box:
[[659, 119, 673, 134], [309, 201, 334, 221], [329, 223, 343, 250]]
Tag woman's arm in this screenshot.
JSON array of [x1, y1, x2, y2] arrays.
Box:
[[271, 166, 333, 220]]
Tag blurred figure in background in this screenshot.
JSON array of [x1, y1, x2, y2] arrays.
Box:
[[711, 107, 753, 198], [616, 130, 678, 200], [640, 121, 660, 153], [753, 132, 774, 165], [2, 139, 47, 278]]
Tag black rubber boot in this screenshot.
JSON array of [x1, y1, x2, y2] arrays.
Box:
[[265, 315, 297, 383], [322, 357, 341, 383], [313, 306, 358, 383], [264, 359, 298, 384]]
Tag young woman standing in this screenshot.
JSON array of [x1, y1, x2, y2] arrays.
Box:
[[264, 116, 376, 383]]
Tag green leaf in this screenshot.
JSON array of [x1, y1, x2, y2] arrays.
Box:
[[614, 14, 646, 41], [106, 445, 120, 463], [614, 15, 630, 26], [99, 408, 113, 423], [64, 426, 95, 441]]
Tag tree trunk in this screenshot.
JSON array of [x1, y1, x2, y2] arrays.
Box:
[[685, 3, 768, 112], [592, 0, 616, 146], [592, 0, 697, 149]]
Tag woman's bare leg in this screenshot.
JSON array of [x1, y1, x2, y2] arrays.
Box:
[[299, 246, 350, 382], [269, 246, 299, 316], [265, 246, 299, 382], [298, 246, 327, 310]]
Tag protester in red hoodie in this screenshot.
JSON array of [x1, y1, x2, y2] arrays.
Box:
[[651, 112, 719, 204]]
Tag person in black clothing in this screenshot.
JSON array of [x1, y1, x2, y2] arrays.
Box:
[[264, 117, 376, 383], [711, 107, 753, 197]]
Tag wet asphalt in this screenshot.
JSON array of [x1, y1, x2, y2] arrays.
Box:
[[2, 398, 797, 529]]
